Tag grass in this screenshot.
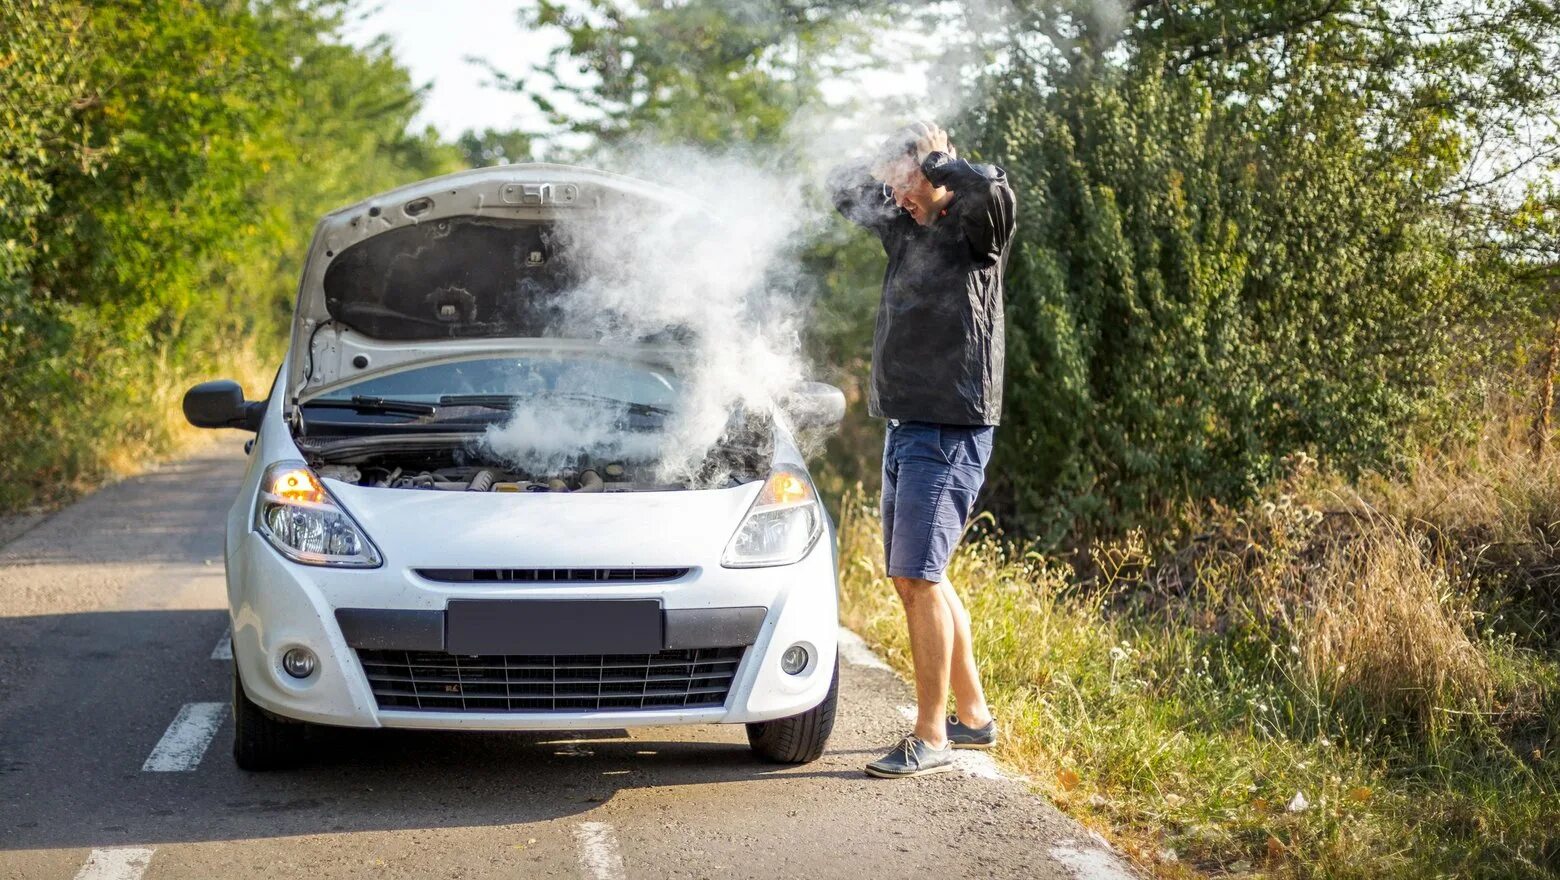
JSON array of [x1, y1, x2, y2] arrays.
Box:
[[0, 338, 273, 514], [836, 417, 1560, 878]]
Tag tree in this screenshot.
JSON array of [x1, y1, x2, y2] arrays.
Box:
[[0, 0, 460, 509], [457, 128, 534, 166], [503, 0, 1560, 542]]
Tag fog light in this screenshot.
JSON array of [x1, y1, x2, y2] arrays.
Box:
[[780, 644, 809, 675], [281, 647, 317, 679]]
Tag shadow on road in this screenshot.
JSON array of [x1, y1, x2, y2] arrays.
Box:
[[0, 608, 845, 851]]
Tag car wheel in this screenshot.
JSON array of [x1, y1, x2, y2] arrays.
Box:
[[232, 661, 307, 771], [745, 658, 838, 764]]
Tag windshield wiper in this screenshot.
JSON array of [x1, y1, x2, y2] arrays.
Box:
[[437, 394, 525, 410], [304, 395, 437, 416], [439, 392, 671, 416]]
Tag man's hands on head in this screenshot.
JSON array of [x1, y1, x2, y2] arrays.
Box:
[[870, 120, 956, 185], [903, 120, 954, 165], [865, 120, 960, 226]]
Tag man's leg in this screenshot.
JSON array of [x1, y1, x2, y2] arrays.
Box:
[[939, 579, 992, 728], [893, 576, 954, 748]]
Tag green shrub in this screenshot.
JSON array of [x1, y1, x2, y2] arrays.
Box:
[[0, 0, 459, 510]]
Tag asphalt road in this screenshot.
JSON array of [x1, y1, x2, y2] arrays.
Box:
[[0, 436, 1138, 880]]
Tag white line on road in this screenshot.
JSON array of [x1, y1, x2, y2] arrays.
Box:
[[1049, 841, 1138, 880], [575, 821, 626, 880], [210, 627, 232, 660], [142, 702, 227, 772], [836, 626, 892, 672], [73, 847, 154, 880]]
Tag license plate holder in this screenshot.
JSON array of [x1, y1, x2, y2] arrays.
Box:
[[444, 599, 663, 655]]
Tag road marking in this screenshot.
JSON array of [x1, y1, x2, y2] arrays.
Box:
[[836, 626, 892, 672], [956, 752, 1006, 780], [575, 821, 626, 880], [73, 847, 154, 880], [1049, 841, 1137, 880], [143, 702, 227, 771], [211, 627, 232, 660]]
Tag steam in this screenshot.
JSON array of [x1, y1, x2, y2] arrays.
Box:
[[481, 151, 812, 485], [478, 0, 1110, 485]]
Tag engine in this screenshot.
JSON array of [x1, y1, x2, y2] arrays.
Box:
[[297, 409, 773, 492], [314, 461, 658, 492]]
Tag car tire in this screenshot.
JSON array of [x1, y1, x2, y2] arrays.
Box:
[[745, 658, 838, 764], [232, 661, 307, 771]]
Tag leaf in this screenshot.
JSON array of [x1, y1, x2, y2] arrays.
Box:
[[1347, 786, 1372, 802], [1267, 835, 1285, 860], [1055, 768, 1080, 791], [1286, 791, 1309, 812]]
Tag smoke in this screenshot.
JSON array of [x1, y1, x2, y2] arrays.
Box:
[[480, 151, 814, 485], [480, 384, 667, 478], [478, 0, 1111, 485]]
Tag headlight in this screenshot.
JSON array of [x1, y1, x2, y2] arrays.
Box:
[[253, 461, 382, 567], [721, 465, 823, 568]]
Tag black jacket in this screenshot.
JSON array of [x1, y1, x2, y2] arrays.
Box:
[[830, 152, 1015, 426]]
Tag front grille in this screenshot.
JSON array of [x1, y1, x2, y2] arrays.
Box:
[[416, 567, 690, 584], [358, 647, 745, 713]]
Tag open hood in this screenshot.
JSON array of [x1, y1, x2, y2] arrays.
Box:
[[285, 163, 694, 414]]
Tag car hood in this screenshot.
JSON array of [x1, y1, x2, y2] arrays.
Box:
[[285, 163, 696, 415], [327, 477, 763, 569]]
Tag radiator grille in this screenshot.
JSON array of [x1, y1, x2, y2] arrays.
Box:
[[416, 567, 690, 584], [358, 647, 745, 713]]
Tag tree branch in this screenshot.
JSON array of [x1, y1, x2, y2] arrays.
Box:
[[1165, 1, 1345, 74]]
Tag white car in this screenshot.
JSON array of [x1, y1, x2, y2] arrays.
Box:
[[184, 164, 845, 770]]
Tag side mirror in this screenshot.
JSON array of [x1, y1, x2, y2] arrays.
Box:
[[783, 381, 846, 431], [183, 380, 266, 431]]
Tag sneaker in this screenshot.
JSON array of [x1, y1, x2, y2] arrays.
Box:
[[946, 714, 997, 750], [864, 735, 955, 779]]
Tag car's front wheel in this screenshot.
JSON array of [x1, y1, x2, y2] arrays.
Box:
[[232, 662, 307, 771], [746, 659, 838, 764]]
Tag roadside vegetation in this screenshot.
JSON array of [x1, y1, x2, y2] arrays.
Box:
[[840, 402, 1560, 877], [0, 0, 461, 510]]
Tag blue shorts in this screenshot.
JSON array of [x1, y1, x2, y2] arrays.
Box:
[[881, 420, 995, 582]]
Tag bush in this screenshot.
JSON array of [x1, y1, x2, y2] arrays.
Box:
[[0, 0, 459, 511], [838, 408, 1559, 876]]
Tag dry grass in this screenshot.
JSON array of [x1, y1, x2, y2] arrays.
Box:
[[1301, 523, 1493, 724], [6, 339, 274, 512], [834, 412, 1560, 878], [1341, 405, 1560, 549]]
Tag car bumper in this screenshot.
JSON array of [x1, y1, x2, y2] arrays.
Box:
[[225, 528, 839, 731]]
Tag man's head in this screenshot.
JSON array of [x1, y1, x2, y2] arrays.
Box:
[[871, 122, 955, 226]]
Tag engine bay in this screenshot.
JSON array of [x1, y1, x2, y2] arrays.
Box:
[[315, 460, 668, 493], [295, 411, 774, 493]]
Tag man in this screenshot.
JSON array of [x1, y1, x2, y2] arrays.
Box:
[[830, 121, 1016, 779]]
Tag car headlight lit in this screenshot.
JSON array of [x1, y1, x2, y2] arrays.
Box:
[[721, 465, 823, 568], [253, 461, 382, 567]]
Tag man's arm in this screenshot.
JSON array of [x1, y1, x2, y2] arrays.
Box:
[[923, 152, 1017, 269], [828, 161, 899, 236]]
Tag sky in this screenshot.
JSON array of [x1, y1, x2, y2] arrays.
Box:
[[340, 0, 565, 138]]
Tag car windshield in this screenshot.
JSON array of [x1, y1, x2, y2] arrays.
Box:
[[309, 355, 681, 410]]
